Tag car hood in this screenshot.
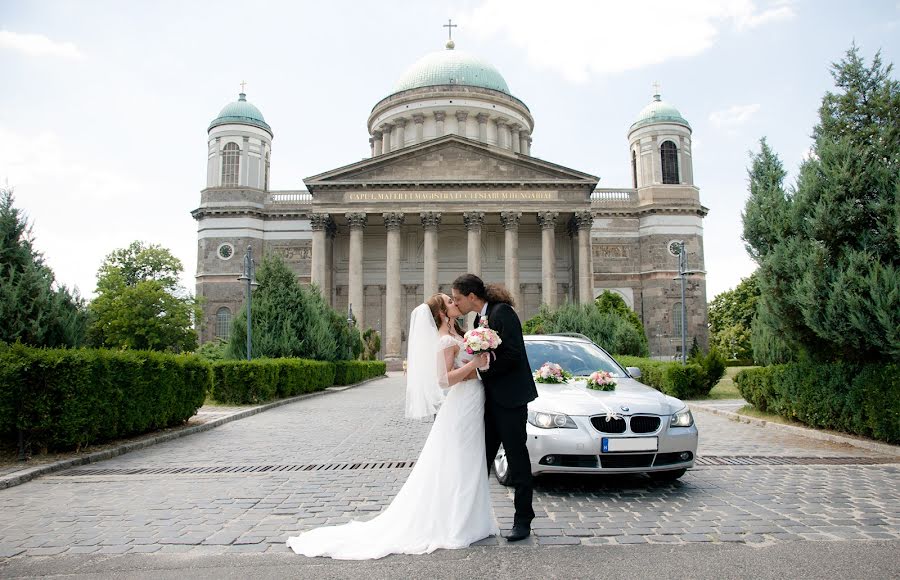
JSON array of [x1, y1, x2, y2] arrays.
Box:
[[530, 378, 683, 416]]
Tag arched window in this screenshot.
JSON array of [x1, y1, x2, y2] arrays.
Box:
[[661, 140, 679, 184], [672, 302, 684, 336], [221, 142, 240, 187], [215, 307, 232, 340], [264, 151, 270, 191], [631, 150, 638, 188]]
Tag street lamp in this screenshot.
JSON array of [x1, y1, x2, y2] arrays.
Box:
[[347, 303, 354, 359], [237, 245, 258, 360], [670, 241, 703, 366]]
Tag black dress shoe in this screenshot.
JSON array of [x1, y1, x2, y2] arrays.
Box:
[[505, 523, 531, 542]]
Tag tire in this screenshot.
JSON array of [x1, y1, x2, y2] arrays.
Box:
[[649, 468, 686, 482], [493, 445, 512, 486]]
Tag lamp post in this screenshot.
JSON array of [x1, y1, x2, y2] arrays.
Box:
[[347, 303, 354, 359], [237, 245, 258, 360], [672, 241, 702, 365]]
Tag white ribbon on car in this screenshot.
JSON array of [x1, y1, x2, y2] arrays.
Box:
[[595, 399, 622, 422]]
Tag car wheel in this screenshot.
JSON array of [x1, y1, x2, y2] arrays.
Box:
[[649, 468, 687, 482], [493, 445, 512, 486]]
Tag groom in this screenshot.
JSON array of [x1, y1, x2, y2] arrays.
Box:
[[452, 273, 538, 542]]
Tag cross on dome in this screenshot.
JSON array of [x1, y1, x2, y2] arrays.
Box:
[[443, 18, 457, 49]]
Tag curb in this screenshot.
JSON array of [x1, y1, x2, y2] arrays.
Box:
[[0, 374, 388, 491], [689, 402, 900, 457]]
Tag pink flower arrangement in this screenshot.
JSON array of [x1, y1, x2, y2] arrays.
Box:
[[587, 370, 617, 391], [534, 362, 572, 384], [463, 318, 502, 355]]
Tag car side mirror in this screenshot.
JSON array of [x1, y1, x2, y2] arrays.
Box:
[[626, 366, 641, 378]]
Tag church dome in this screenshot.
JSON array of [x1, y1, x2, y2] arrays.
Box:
[[209, 93, 272, 134], [391, 43, 511, 95], [630, 93, 690, 132]]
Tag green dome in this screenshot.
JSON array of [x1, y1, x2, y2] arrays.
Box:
[[209, 93, 272, 134], [391, 44, 510, 95], [630, 93, 690, 131]]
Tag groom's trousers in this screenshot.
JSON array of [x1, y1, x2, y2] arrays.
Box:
[[484, 401, 535, 526]]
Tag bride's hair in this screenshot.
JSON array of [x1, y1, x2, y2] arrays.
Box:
[[485, 284, 515, 307], [426, 293, 466, 337]]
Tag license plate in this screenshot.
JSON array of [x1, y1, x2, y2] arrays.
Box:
[[602, 437, 658, 453]]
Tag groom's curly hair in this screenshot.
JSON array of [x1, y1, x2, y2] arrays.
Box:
[[452, 274, 515, 307]]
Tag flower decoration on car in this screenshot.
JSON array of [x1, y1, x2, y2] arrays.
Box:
[[586, 370, 617, 391], [533, 362, 572, 384]]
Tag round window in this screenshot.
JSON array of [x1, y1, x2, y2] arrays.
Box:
[[217, 243, 234, 260]]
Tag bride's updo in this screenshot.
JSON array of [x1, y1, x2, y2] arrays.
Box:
[[426, 294, 466, 337]]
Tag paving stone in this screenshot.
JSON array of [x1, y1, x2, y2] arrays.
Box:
[[614, 536, 647, 544], [536, 536, 581, 546]]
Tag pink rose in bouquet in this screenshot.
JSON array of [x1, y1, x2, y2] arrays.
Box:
[[587, 370, 616, 391], [463, 318, 501, 370]]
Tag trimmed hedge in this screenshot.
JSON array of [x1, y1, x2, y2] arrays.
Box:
[[334, 360, 387, 386], [0, 344, 210, 451], [735, 362, 900, 444], [615, 356, 720, 400], [211, 358, 335, 404]]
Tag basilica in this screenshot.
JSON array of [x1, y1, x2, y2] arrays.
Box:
[[193, 39, 709, 366]]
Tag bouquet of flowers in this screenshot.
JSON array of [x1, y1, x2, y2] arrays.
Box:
[[586, 370, 617, 391], [463, 319, 501, 370], [534, 362, 572, 384]]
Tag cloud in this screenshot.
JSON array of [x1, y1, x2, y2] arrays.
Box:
[[0, 29, 85, 60], [462, 0, 795, 82], [709, 103, 762, 129]]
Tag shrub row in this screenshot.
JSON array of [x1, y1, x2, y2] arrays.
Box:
[[735, 362, 900, 444], [0, 344, 210, 452], [211, 359, 335, 404], [334, 360, 387, 386], [615, 354, 725, 400]]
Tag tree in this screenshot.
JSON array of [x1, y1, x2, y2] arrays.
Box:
[[0, 187, 87, 347], [88, 241, 199, 352], [742, 46, 900, 364], [522, 301, 649, 357], [594, 290, 648, 354], [226, 255, 360, 361], [708, 273, 759, 360]]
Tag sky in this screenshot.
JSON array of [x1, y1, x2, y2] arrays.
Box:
[[1, 0, 898, 301]]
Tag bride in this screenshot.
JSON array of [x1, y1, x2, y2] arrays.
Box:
[[286, 293, 499, 559]]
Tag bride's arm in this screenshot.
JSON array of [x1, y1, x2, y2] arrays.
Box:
[[442, 347, 489, 387]]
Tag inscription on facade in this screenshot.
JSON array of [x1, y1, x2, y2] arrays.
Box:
[[271, 245, 311, 262], [594, 244, 629, 259], [345, 191, 557, 202]]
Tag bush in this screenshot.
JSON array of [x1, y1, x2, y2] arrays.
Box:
[[616, 355, 717, 400], [524, 303, 649, 357], [735, 362, 900, 443], [0, 344, 209, 452], [211, 358, 335, 404], [334, 360, 386, 386]]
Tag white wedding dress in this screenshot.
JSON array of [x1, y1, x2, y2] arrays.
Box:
[[286, 334, 499, 559]]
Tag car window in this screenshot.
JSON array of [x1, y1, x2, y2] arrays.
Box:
[[525, 340, 627, 377]]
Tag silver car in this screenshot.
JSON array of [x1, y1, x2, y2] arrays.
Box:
[[493, 334, 698, 483]]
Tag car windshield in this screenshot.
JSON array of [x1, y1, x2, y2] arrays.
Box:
[[525, 339, 628, 378]]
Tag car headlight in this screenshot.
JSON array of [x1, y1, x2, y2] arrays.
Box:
[[528, 410, 577, 429], [670, 408, 694, 428]]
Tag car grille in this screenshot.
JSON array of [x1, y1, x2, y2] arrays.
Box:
[[591, 416, 626, 433], [599, 454, 655, 469], [630, 415, 661, 433]]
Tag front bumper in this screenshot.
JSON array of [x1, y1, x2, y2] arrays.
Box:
[[526, 415, 699, 475]]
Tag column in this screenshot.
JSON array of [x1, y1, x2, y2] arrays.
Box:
[[346, 212, 368, 329], [525, 135, 532, 155], [434, 111, 446, 137], [368, 137, 375, 158], [476, 113, 489, 143], [373, 130, 383, 156], [575, 210, 594, 304], [241, 136, 250, 186], [324, 218, 336, 305], [510, 124, 521, 153], [383, 212, 405, 368], [393, 117, 407, 150], [381, 123, 392, 154], [500, 211, 522, 310], [537, 211, 558, 308], [310, 213, 328, 291], [463, 211, 485, 277], [495, 118, 509, 149], [421, 212, 441, 299], [455, 111, 468, 138], [412, 114, 425, 144]]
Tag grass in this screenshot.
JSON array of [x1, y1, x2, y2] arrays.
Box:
[[703, 366, 755, 400], [735, 404, 804, 426]]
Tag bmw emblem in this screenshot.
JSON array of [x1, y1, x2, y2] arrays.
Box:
[[620, 406, 629, 412]]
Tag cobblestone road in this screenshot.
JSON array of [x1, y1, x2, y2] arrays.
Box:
[[0, 374, 897, 559]]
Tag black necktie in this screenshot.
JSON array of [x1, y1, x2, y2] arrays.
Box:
[[474, 313, 481, 328]]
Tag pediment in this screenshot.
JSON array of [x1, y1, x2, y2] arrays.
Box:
[[304, 135, 598, 189]]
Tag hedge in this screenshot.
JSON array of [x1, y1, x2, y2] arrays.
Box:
[[211, 358, 335, 404], [615, 355, 723, 400], [0, 344, 210, 452], [334, 360, 387, 386], [735, 362, 900, 444]]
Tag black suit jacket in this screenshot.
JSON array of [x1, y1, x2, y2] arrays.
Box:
[[476, 302, 538, 408]]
